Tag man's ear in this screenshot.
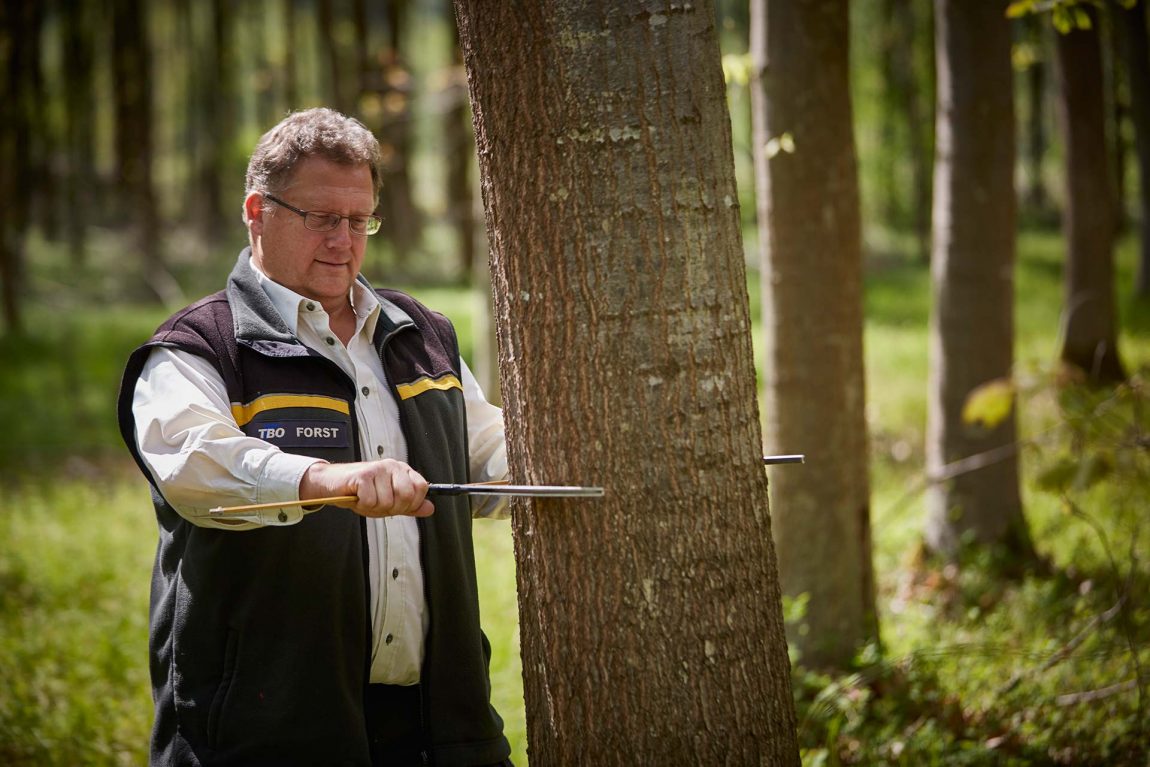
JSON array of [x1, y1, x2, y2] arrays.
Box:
[[244, 193, 266, 235]]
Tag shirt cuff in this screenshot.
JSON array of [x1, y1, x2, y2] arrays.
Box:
[[253, 452, 327, 526]]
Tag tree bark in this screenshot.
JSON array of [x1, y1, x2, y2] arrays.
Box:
[[1054, 8, 1126, 382], [318, 0, 354, 115], [283, 0, 299, 109], [925, 0, 1035, 561], [1023, 14, 1052, 218], [0, 0, 35, 334], [751, 0, 876, 669], [1117, 0, 1150, 298], [377, 0, 421, 269], [112, 0, 170, 303], [454, 1, 800, 763], [62, 0, 98, 265]]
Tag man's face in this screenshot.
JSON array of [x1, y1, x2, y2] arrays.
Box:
[[249, 156, 375, 306]]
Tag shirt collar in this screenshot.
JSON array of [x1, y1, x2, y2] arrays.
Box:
[[248, 256, 381, 340]]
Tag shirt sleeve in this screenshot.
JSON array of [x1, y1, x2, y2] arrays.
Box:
[[132, 346, 324, 529], [460, 358, 510, 519]]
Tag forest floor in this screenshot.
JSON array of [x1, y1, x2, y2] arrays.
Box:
[[1, 228, 1148, 765]]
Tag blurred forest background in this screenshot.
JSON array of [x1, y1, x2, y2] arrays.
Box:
[[2, 0, 1150, 764]]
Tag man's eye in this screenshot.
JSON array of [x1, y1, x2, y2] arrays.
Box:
[[307, 213, 341, 229]]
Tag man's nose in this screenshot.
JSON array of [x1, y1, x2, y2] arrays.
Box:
[[325, 218, 354, 246]]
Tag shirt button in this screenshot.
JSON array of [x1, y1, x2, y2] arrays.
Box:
[[376, 445, 385, 457], [361, 386, 370, 396], [392, 568, 399, 579], [325, 337, 336, 346], [305, 302, 315, 311], [385, 634, 394, 645]]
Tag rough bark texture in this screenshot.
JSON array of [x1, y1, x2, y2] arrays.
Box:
[[751, 0, 875, 669], [925, 0, 1035, 560], [454, 1, 799, 764], [1054, 10, 1126, 383]]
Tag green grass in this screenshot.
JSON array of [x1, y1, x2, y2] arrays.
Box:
[[1, 228, 1148, 764]]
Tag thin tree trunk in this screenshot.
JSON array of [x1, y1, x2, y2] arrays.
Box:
[[1105, 6, 1129, 234], [447, 13, 476, 280], [284, 0, 299, 109], [907, 0, 934, 263], [0, 0, 33, 334], [1023, 15, 1052, 218], [752, 0, 876, 669], [455, 1, 800, 762], [112, 0, 171, 303], [1054, 8, 1126, 382], [62, 0, 98, 265], [1117, 0, 1150, 298], [318, 0, 353, 115], [378, 0, 420, 269], [925, 0, 1035, 561]]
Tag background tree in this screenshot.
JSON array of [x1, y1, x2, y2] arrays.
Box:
[[878, 0, 933, 262], [1053, 6, 1126, 382], [751, 0, 876, 669], [454, 0, 800, 763], [61, 0, 98, 266], [1019, 14, 1054, 220], [0, 0, 38, 335], [1116, 0, 1150, 298], [112, 0, 173, 303], [925, 0, 1035, 561]]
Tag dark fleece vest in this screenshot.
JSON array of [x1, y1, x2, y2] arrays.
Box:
[[117, 252, 509, 767]]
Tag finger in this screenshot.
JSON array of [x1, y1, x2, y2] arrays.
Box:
[[372, 470, 395, 515]]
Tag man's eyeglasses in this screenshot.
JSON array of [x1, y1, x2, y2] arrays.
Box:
[[263, 193, 382, 236]]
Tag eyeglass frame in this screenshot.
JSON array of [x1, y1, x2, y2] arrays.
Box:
[[261, 193, 383, 236]]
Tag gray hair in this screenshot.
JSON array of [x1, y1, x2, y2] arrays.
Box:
[[245, 108, 383, 203]]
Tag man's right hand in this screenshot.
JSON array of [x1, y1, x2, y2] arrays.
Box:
[[299, 459, 434, 518]]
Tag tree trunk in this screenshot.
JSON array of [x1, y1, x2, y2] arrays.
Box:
[[1054, 8, 1126, 382], [454, 1, 800, 763], [62, 0, 98, 265], [283, 0, 299, 109], [925, 0, 1035, 561], [447, 13, 476, 280], [1118, 0, 1150, 298], [377, 0, 420, 269], [0, 0, 34, 334], [112, 0, 171, 303], [1105, 6, 1129, 235], [907, 0, 935, 264], [751, 0, 876, 669], [1023, 14, 1052, 218], [318, 0, 353, 115]]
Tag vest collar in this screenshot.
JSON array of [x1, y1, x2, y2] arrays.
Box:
[[227, 248, 415, 356]]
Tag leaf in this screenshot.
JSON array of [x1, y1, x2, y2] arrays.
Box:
[[961, 378, 1015, 429], [1006, 0, 1035, 18], [1035, 458, 1077, 493], [765, 132, 795, 159]]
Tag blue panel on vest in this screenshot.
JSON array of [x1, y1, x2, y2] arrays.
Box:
[[249, 420, 351, 448]]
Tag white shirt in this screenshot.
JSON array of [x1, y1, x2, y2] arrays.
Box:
[[131, 258, 508, 685]]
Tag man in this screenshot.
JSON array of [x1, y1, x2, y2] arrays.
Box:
[[117, 108, 513, 767]]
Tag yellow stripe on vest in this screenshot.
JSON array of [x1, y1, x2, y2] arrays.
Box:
[[395, 374, 463, 401], [230, 394, 351, 427]]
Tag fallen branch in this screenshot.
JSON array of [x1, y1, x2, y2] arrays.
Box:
[[1056, 679, 1138, 706]]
